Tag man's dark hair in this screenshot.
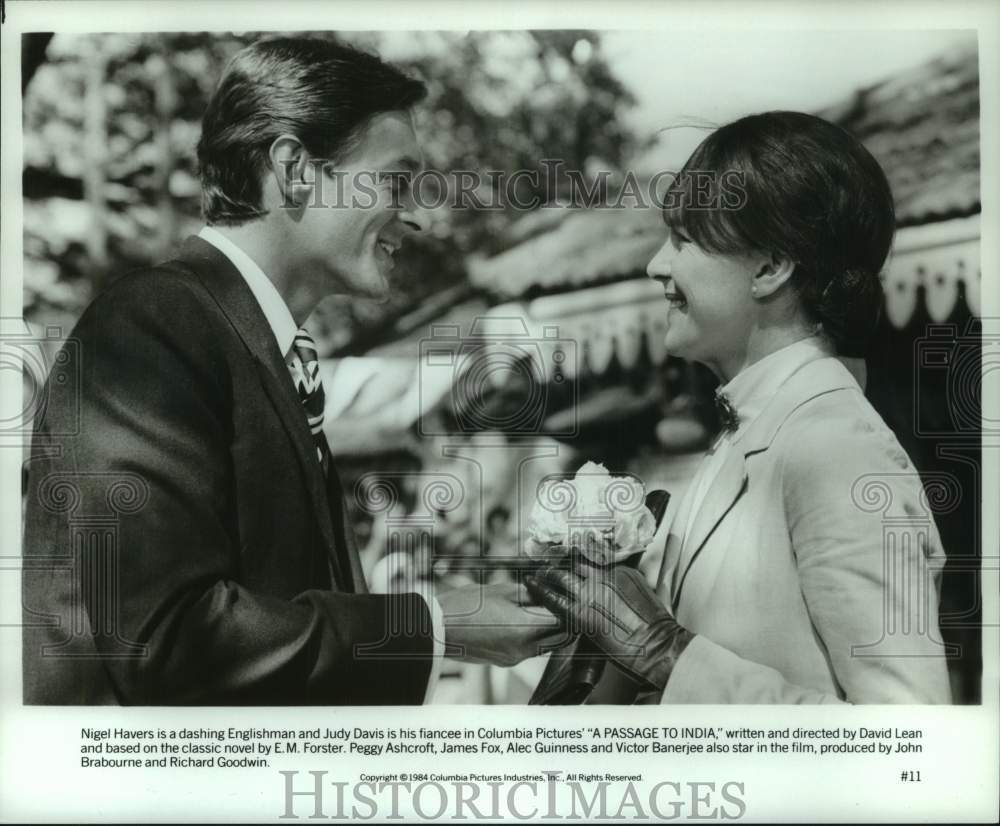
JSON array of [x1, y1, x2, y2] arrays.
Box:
[[197, 37, 427, 225], [662, 111, 896, 358]]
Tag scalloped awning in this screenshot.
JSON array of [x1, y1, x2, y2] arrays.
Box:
[[884, 214, 980, 326]]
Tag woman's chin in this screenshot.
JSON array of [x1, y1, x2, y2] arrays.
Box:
[[662, 329, 695, 360]]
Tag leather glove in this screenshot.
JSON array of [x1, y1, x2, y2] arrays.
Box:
[[526, 564, 694, 692]]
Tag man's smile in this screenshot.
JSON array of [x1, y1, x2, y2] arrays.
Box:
[[375, 236, 400, 269]]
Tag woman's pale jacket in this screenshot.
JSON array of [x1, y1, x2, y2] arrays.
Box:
[[655, 343, 952, 703]]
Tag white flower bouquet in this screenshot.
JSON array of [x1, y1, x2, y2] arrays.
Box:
[[526, 461, 661, 567]]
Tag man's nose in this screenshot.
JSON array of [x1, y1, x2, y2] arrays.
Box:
[[647, 239, 673, 279], [399, 201, 430, 234]]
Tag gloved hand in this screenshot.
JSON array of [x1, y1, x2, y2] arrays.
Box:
[[525, 564, 694, 692]]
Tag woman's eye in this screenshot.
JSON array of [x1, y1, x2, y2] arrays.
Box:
[[672, 231, 691, 246]]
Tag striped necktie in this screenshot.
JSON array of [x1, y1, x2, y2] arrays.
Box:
[[285, 327, 329, 470]]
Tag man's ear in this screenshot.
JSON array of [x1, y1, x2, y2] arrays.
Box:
[[268, 134, 314, 211], [751, 253, 796, 298]]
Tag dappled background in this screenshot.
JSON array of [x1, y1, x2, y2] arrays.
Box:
[[20, 30, 983, 703], [22, 31, 640, 349]]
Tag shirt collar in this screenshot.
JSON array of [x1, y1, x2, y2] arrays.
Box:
[[720, 334, 865, 439], [198, 225, 298, 357]]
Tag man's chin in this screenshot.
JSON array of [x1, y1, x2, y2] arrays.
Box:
[[352, 262, 393, 302], [366, 280, 393, 304]]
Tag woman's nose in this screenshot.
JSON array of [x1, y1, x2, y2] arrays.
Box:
[[647, 239, 673, 279]]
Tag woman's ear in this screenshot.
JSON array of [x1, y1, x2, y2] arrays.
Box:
[[751, 253, 796, 298], [267, 134, 314, 212]]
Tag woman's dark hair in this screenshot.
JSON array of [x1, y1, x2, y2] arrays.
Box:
[[662, 111, 895, 357], [197, 37, 427, 226]]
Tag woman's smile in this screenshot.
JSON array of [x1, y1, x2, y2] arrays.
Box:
[[651, 274, 688, 310], [662, 281, 688, 309]]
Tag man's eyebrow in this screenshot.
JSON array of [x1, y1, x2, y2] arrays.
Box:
[[388, 156, 422, 172]]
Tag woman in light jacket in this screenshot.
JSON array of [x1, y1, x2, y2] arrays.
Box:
[[528, 111, 952, 704]]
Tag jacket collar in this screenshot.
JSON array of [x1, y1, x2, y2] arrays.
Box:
[[174, 235, 290, 375], [737, 352, 862, 456], [666, 345, 863, 610], [197, 226, 298, 357]]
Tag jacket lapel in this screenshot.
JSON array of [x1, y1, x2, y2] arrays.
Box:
[[654, 474, 698, 599], [172, 236, 344, 588], [669, 450, 748, 611]]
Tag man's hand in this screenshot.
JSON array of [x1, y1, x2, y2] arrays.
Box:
[[438, 582, 567, 667], [525, 565, 694, 691]]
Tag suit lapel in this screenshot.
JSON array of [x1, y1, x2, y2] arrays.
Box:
[[325, 452, 368, 594], [172, 236, 344, 588]]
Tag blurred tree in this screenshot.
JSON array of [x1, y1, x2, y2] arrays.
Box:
[[374, 30, 637, 254], [81, 38, 109, 278], [21, 33, 53, 92], [22, 31, 638, 351]]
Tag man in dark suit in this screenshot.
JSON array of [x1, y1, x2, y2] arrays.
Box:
[[22, 37, 557, 704]]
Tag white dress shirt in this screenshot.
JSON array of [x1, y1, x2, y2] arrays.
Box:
[[198, 226, 445, 703], [676, 335, 865, 552]]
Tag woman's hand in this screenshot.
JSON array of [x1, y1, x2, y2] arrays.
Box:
[[525, 565, 694, 692]]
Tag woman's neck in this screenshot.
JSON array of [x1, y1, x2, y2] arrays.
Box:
[[708, 322, 822, 385]]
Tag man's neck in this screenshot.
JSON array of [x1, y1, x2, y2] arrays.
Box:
[[209, 222, 324, 325]]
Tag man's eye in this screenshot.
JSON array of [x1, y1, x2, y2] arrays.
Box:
[[381, 173, 410, 195]]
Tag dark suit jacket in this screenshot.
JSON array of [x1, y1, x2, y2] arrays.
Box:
[[22, 236, 434, 704]]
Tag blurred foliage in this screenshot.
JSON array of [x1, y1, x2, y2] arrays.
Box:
[[22, 30, 638, 352]]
